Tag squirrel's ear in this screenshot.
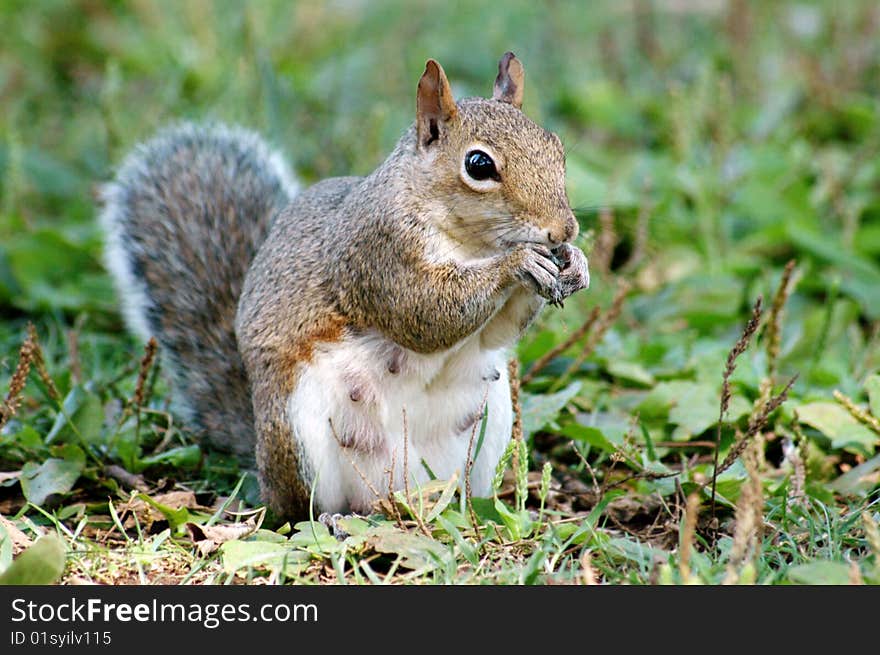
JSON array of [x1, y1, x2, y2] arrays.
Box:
[[493, 51, 524, 109], [417, 59, 458, 148]]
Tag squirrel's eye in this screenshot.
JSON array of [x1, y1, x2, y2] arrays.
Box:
[[464, 150, 499, 182]]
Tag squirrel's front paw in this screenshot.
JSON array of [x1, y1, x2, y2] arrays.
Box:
[[552, 243, 590, 302], [513, 244, 562, 303]]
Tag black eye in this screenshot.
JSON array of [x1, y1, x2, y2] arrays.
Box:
[[464, 150, 499, 182]]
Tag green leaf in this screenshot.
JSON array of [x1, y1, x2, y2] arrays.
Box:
[[637, 381, 696, 419], [140, 445, 202, 469], [424, 473, 460, 523], [606, 536, 663, 567], [0, 245, 22, 303], [829, 453, 880, 496], [45, 386, 85, 444], [787, 224, 880, 319], [518, 330, 557, 366], [469, 497, 503, 524], [221, 540, 308, 576], [19, 457, 84, 506], [641, 422, 657, 461], [521, 381, 581, 437], [522, 546, 547, 585], [135, 493, 190, 531], [4, 229, 111, 313], [560, 423, 618, 454], [670, 275, 744, 330], [605, 360, 655, 387], [50, 443, 86, 465], [289, 521, 343, 554], [333, 516, 373, 538], [796, 402, 879, 455], [45, 385, 105, 445], [493, 497, 533, 541], [0, 530, 11, 575], [0, 534, 66, 585], [472, 408, 489, 465], [7, 424, 44, 452], [668, 382, 751, 439], [369, 528, 446, 571], [435, 515, 477, 566], [787, 561, 853, 585], [865, 375, 880, 419]]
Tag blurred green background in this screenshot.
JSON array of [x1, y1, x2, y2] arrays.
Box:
[[2, 0, 879, 333]]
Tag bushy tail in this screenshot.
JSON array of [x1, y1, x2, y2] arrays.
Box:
[[99, 122, 298, 462]]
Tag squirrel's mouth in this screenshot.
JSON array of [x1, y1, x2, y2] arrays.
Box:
[[498, 230, 558, 250], [500, 238, 546, 249], [494, 216, 566, 250]]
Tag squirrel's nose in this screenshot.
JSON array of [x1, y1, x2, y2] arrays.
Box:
[[548, 211, 578, 245]]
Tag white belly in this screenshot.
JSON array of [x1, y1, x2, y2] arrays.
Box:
[[287, 330, 513, 513]]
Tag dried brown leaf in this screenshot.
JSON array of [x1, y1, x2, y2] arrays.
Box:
[[0, 513, 33, 554], [186, 518, 260, 556], [120, 490, 206, 530]]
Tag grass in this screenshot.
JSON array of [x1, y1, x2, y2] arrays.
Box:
[[1, 0, 879, 585]]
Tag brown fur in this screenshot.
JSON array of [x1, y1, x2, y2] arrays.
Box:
[[103, 54, 589, 519], [275, 312, 349, 380], [235, 53, 586, 517]]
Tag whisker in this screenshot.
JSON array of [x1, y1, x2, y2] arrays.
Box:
[[430, 223, 522, 261], [425, 208, 522, 260]]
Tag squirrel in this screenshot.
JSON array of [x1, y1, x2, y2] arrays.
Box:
[[99, 52, 590, 519]]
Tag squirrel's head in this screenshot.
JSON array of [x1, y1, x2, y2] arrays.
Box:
[[412, 52, 578, 252]]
